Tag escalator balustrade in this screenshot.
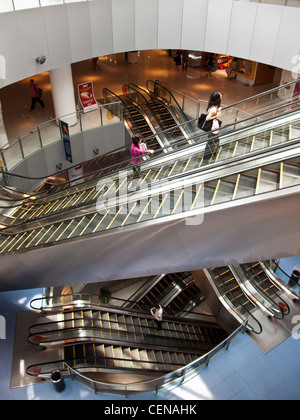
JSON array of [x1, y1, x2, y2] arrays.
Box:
[[2, 112, 299, 231], [237, 262, 290, 318], [0, 156, 299, 256], [27, 303, 228, 378]]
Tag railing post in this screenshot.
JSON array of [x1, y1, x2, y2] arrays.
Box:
[[79, 112, 83, 132], [225, 337, 231, 351], [100, 106, 103, 126], [37, 126, 43, 148], [19, 137, 25, 159], [205, 354, 210, 367]]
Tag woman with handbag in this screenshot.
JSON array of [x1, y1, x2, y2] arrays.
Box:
[[203, 91, 222, 164]]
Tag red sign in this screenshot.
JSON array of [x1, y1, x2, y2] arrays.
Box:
[[78, 81, 97, 113]]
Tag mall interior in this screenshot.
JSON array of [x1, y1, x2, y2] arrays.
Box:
[[0, 0, 300, 401]]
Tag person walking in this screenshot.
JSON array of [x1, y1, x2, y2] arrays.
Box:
[[182, 50, 188, 70], [174, 50, 181, 71], [30, 79, 45, 111], [203, 91, 222, 163], [151, 305, 163, 330]]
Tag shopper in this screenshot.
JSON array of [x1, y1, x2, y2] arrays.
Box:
[[203, 91, 222, 163], [182, 50, 188, 70], [206, 53, 217, 77], [174, 50, 181, 71], [130, 135, 152, 178], [30, 79, 45, 111], [151, 305, 163, 330]]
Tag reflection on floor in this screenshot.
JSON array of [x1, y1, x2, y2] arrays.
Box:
[[0, 50, 277, 143]]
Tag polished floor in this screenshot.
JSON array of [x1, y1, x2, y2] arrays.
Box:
[[0, 50, 277, 143], [1, 257, 300, 401], [0, 51, 299, 401]]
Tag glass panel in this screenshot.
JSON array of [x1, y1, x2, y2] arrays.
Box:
[[101, 103, 122, 125], [0, 0, 14, 12], [39, 120, 61, 147], [80, 108, 101, 131], [2, 141, 23, 171], [183, 96, 200, 121], [21, 130, 41, 158], [12, 0, 40, 10]]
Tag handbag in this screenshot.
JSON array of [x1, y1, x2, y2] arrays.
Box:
[[197, 113, 206, 128], [198, 114, 213, 132]]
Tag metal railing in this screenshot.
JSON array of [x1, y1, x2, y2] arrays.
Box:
[[65, 320, 248, 396]]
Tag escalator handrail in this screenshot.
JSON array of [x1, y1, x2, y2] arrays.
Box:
[[147, 78, 300, 118], [1, 99, 299, 214], [0, 96, 299, 207], [146, 80, 191, 123], [29, 293, 218, 324], [2, 132, 300, 235], [62, 319, 248, 393], [240, 264, 290, 317], [208, 268, 263, 334]]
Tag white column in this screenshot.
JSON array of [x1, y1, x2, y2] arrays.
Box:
[[49, 64, 77, 126], [0, 99, 8, 150]]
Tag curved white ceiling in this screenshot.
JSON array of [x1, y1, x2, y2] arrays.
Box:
[[0, 0, 300, 88]]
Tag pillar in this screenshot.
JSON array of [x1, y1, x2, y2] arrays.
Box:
[[49, 64, 77, 126]]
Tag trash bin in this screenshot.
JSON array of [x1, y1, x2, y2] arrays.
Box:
[[289, 270, 300, 286], [50, 370, 65, 393]]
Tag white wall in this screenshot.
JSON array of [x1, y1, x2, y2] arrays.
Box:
[[0, 0, 300, 88], [10, 121, 126, 178]]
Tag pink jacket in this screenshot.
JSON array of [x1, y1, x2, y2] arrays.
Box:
[[130, 143, 148, 165]]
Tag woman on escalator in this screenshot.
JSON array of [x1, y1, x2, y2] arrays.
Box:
[[130, 135, 153, 178], [203, 91, 222, 164]]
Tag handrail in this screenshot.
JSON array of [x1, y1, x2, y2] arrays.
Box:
[[2, 132, 300, 234], [29, 292, 211, 321], [0, 76, 299, 189], [208, 268, 263, 334], [64, 320, 248, 396], [135, 81, 190, 123], [0, 98, 299, 210]]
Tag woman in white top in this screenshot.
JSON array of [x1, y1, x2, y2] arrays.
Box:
[[151, 305, 163, 329], [204, 91, 222, 163]]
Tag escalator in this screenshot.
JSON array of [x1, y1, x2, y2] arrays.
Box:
[[0, 144, 299, 257], [124, 83, 186, 145], [1, 93, 299, 228], [1, 107, 299, 233], [205, 266, 263, 334], [204, 258, 297, 333], [0, 92, 299, 292], [128, 272, 200, 313], [103, 87, 162, 150], [234, 262, 290, 318], [26, 296, 228, 380]]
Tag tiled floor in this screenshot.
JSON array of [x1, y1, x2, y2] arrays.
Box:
[[0, 51, 299, 401], [0, 50, 277, 142], [0, 259, 300, 401]]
